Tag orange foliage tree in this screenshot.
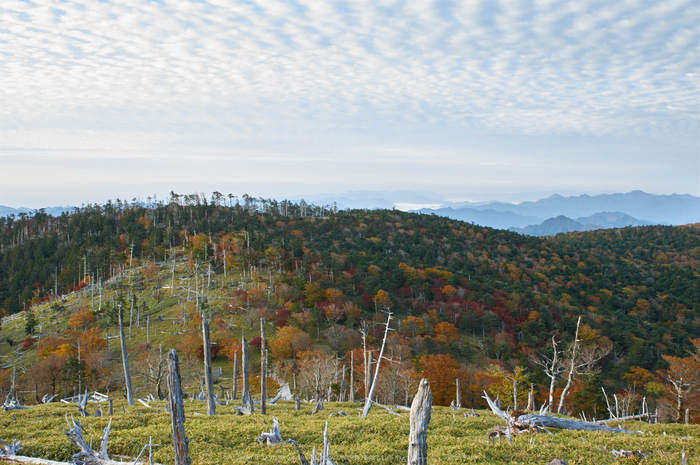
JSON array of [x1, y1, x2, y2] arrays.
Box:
[[69, 310, 96, 332], [432, 322, 461, 348], [419, 353, 466, 406], [662, 350, 700, 422], [269, 326, 313, 360]]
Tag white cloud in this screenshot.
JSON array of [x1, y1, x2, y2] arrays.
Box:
[[0, 0, 698, 206]]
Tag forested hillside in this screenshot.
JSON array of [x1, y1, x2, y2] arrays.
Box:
[[1, 193, 699, 423]]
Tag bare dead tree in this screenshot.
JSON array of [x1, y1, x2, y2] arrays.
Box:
[[558, 316, 581, 414], [232, 350, 238, 400], [241, 332, 254, 412], [558, 317, 611, 414], [202, 315, 215, 416], [349, 351, 355, 402], [358, 320, 370, 398], [455, 378, 462, 410], [118, 303, 134, 406], [361, 310, 393, 418], [261, 319, 267, 415], [533, 335, 564, 411]]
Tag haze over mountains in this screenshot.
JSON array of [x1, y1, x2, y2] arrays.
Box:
[[294, 190, 700, 236], [0, 205, 73, 218], [1, 190, 698, 236]]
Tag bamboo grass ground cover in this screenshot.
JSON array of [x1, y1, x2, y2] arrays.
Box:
[[1, 402, 697, 464]]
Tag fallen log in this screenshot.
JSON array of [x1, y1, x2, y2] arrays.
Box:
[[368, 400, 402, 417], [0, 440, 69, 465], [482, 391, 640, 437], [138, 399, 152, 408], [516, 414, 640, 434]]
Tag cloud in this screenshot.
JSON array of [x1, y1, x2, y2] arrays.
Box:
[[0, 0, 698, 206], [1, 0, 697, 139]]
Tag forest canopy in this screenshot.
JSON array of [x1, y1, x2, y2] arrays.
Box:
[[1, 193, 698, 422]]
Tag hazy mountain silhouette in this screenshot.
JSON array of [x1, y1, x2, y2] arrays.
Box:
[[510, 212, 654, 236], [464, 191, 698, 225], [413, 207, 542, 230], [0, 205, 73, 218]]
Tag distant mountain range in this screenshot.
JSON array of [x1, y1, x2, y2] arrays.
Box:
[[510, 212, 654, 236], [2, 190, 698, 236], [295, 190, 699, 236], [0, 205, 73, 218], [447, 190, 698, 226], [414, 191, 697, 236]]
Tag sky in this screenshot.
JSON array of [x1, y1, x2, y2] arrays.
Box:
[[1, 0, 699, 209]]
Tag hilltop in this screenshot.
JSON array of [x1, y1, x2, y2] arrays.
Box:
[[1, 196, 699, 424]]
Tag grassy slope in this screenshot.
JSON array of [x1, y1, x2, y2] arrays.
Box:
[[2, 256, 698, 464], [0, 401, 697, 465], [0, 262, 256, 395]]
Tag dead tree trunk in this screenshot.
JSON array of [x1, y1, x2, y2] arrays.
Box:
[[455, 378, 462, 409], [407, 379, 432, 465], [260, 319, 267, 415], [202, 315, 215, 416], [349, 351, 355, 402], [118, 304, 134, 406], [232, 350, 239, 400], [241, 332, 254, 413], [340, 365, 346, 402], [557, 316, 581, 414], [366, 351, 373, 400], [167, 349, 191, 465], [361, 311, 392, 418]]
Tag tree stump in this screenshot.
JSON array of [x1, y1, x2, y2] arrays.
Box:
[[408, 379, 432, 465], [167, 350, 191, 465]]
